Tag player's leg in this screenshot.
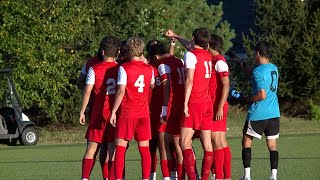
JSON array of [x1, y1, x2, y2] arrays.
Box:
[[149, 137, 158, 180], [180, 127, 196, 180], [135, 117, 152, 180], [138, 140, 152, 180], [99, 142, 109, 180], [199, 129, 214, 180], [107, 142, 116, 180], [265, 118, 280, 180], [241, 134, 253, 180], [115, 138, 128, 180], [159, 131, 171, 180], [173, 135, 185, 180], [82, 140, 100, 180], [221, 132, 232, 180], [211, 132, 224, 180]]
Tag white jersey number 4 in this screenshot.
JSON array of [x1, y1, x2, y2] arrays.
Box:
[[134, 75, 145, 93]]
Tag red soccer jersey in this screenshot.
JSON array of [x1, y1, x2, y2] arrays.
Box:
[[117, 60, 155, 118], [83, 56, 101, 74], [158, 56, 185, 108], [184, 48, 212, 103], [86, 61, 119, 120], [149, 63, 162, 117], [209, 54, 229, 106]]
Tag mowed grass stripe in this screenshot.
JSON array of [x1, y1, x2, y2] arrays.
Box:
[[1, 134, 320, 180]]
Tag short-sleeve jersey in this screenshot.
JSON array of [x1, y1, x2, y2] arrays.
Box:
[[184, 48, 212, 103], [209, 54, 229, 106], [247, 63, 280, 121], [149, 63, 163, 116], [117, 60, 155, 118], [86, 61, 119, 119], [158, 56, 185, 107]]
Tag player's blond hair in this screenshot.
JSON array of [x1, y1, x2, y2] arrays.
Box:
[[124, 37, 145, 58]]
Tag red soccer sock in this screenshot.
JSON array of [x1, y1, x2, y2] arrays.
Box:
[[151, 152, 158, 173], [160, 160, 170, 178], [182, 149, 196, 180], [223, 146, 232, 179], [115, 145, 126, 180], [100, 161, 108, 179], [177, 163, 186, 180], [82, 158, 94, 179], [108, 161, 115, 180], [213, 149, 224, 179], [139, 146, 151, 179], [201, 151, 213, 180], [211, 153, 215, 175]]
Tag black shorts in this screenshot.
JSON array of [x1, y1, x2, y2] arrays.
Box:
[[243, 117, 280, 139]]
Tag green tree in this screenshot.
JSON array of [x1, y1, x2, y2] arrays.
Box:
[[0, 0, 235, 125], [242, 0, 320, 117]]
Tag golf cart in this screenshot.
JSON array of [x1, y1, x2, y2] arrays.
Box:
[[0, 68, 38, 145]]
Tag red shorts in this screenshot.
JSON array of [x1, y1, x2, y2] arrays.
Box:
[[182, 101, 213, 130], [165, 107, 184, 135], [85, 114, 109, 143], [211, 103, 228, 132], [116, 117, 151, 142]]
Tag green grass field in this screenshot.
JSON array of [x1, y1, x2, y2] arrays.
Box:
[[1, 134, 320, 180]]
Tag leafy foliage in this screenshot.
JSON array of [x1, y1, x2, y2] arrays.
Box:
[[0, 0, 234, 124], [242, 0, 320, 117]]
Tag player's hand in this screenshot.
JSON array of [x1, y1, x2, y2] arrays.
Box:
[[166, 29, 176, 37], [215, 108, 223, 121], [184, 104, 190, 117], [160, 106, 168, 123], [110, 113, 117, 127], [79, 113, 86, 125]]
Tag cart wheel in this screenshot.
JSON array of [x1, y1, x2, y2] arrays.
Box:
[[19, 127, 38, 145]]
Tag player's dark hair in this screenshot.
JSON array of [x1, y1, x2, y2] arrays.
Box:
[[192, 28, 211, 49], [255, 41, 272, 59], [146, 40, 166, 64], [99, 35, 121, 59], [209, 34, 224, 54], [117, 40, 130, 64]]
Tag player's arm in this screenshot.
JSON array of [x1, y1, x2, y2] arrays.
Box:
[[166, 29, 194, 51], [247, 70, 266, 103], [158, 64, 171, 122], [215, 61, 230, 120], [150, 67, 155, 89], [169, 38, 176, 56], [79, 67, 94, 125], [183, 52, 196, 117], [76, 64, 87, 91], [110, 66, 127, 127]]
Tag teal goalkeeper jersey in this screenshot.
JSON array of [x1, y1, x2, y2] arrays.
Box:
[[247, 63, 280, 121]]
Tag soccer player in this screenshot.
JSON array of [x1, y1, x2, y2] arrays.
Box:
[[239, 41, 280, 180], [109, 37, 155, 180], [208, 34, 232, 180], [146, 39, 170, 180], [157, 40, 186, 180], [180, 28, 213, 180], [79, 35, 121, 180]]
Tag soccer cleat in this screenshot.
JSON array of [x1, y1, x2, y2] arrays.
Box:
[[239, 176, 251, 180], [269, 177, 277, 180], [211, 174, 216, 180]]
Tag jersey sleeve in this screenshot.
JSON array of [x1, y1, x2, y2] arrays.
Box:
[[80, 64, 87, 74], [158, 64, 171, 81], [215, 60, 229, 77], [184, 52, 197, 69], [253, 69, 266, 90], [150, 67, 155, 84], [86, 67, 95, 84], [117, 66, 127, 85]]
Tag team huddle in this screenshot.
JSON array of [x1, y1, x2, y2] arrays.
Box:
[[77, 28, 280, 180]]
